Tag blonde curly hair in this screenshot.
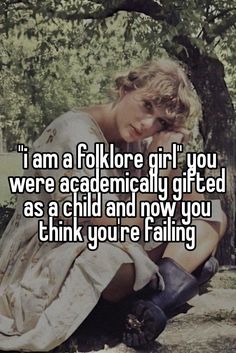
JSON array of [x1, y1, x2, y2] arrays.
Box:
[[114, 59, 202, 127]]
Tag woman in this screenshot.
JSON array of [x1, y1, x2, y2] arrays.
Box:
[[0, 59, 226, 351]]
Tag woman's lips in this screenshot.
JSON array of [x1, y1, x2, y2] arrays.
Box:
[[130, 125, 142, 136]]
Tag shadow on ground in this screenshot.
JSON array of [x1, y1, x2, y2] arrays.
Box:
[[1, 271, 235, 353], [52, 270, 236, 353]]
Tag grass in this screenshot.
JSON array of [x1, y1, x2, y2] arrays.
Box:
[[211, 271, 236, 289], [204, 309, 236, 323]]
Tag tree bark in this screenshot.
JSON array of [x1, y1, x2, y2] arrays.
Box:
[[190, 55, 236, 266], [170, 38, 236, 265]]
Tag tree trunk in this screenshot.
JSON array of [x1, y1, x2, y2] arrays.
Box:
[[190, 55, 236, 266], [170, 37, 236, 265]]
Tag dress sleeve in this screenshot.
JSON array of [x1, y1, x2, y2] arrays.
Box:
[[32, 111, 119, 211]]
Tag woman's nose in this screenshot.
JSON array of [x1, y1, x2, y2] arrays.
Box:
[[139, 116, 156, 131]]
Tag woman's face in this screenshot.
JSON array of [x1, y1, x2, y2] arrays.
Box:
[[114, 89, 173, 143]]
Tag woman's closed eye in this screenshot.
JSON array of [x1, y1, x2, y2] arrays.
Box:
[[158, 118, 170, 130], [143, 100, 153, 112]]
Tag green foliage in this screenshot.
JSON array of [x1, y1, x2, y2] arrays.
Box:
[[0, 0, 235, 147], [0, 11, 163, 147], [0, 37, 80, 148]]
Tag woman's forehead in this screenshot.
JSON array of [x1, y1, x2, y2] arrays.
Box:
[[134, 88, 167, 103], [133, 89, 159, 102]]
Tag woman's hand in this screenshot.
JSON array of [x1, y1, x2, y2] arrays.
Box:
[[147, 127, 190, 154]]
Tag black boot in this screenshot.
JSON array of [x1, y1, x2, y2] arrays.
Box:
[[168, 256, 220, 317], [123, 258, 199, 347], [193, 256, 219, 286]]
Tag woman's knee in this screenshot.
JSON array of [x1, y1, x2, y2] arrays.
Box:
[[190, 220, 220, 256], [199, 209, 227, 246], [219, 211, 227, 240]]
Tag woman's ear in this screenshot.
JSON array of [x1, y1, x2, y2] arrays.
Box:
[[119, 86, 127, 99], [119, 85, 135, 99]]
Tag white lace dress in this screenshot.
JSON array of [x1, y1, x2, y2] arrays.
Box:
[[0, 111, 164, 351]]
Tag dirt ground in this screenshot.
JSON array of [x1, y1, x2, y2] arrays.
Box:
[[60, 269, 236, 353], [2, 269, 234, 353]]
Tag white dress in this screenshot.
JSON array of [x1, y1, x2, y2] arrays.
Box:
[[0, 111, 164, 351]]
